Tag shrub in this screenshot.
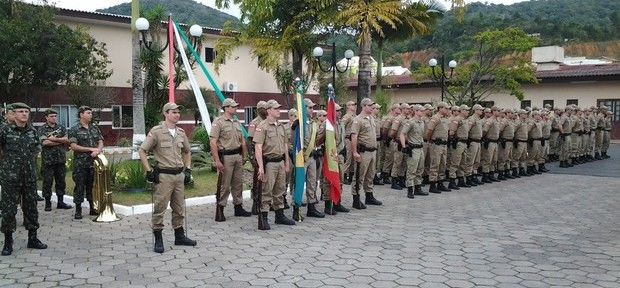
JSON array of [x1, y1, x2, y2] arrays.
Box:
[[115, 160, 148, 190]]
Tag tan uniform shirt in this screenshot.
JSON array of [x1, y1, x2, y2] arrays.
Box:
[[468, 115, 483, 140], [427, 115, 449, 141], [501, 118, 515, 140], [529, 121, 543, 139], [342, 112, 356, 137], [390, 115, 405, 139], [141, 124, 191, 169], [515, 118, 530, 141], [210, 116, 243, 150], [483, 117, 500, 140], [542, 119, 552, 138], [248, 116, 263, 139], [254, 119, 286, 158], [571, 115, 582, 133], [351, 114, 377, 148], [401, 118, 425, 145]]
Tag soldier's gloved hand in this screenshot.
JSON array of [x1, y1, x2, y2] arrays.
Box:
[[146, 170, 159, 184], [183, 168, 192, 185]]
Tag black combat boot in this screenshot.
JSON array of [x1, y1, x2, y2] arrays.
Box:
[[539, 164, 549, 173], [44, 198, 52, 212], [258, 212, 270, 230], [407, 187, 414, 199], [1, 233, 13, 256], [56, 195, 72, 209], [532, 165, 542, 174], [448, 178, 460, 190], [400, 177, 407, 188], [567, 159, 574, 167], [559, 160, 567, 168], [603, 152, 610, 159], [306, 203, 325, 218], [373, 174, 383, 186], [153, 230, 164, 253], [504, 170, 514, 179], [472, 175, 483, 185], [352, 195, 367, 209], [489, 172, 499, 182], [497, 171, 506, 181], [382, 172, 391, 184], [292, 206, 304, 222], [88, 200, 97, 216], [324, 201, 337, 215], [365, 193, 382, 205], [482, 173, 492, 183], [234, 205, 252, 217], [74, 206, 82, 220], [214, 205, 226, 222], [391, 178, 403, 190], [466, 176, 476, 187], [174, 227, 197, 246], [283, 195, 290, 209], [519, 167, 527, 176], [458, 177, 469, 188], [414, 185, 427, 196], [594, 152, 602, 160], [275, 209, 296, 225], [334, 203, 350, 213], [437, 181, 451, 192], [511, 168, 519, 178], [429, 182, 440, 194], [422, 175, 429, 185], [343, 173, 352, 185], [26, 230, 47, 250]]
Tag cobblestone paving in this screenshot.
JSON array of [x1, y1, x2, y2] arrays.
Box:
[[1, 147, 619, 287]]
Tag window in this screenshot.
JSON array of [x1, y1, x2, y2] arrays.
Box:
[[205, 47, 215, 63], [477, 101, 495, 108], [244, 106, 256, 126], [598, 99, 620, 122], [112, 105, 133, 129], [520, 100, 531, 109], [543, 100, 554, 109], [52, 105, 78, 128], [567, 99, 578, 106]]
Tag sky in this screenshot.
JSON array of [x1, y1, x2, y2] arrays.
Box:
[[25, 0, 530, 19]]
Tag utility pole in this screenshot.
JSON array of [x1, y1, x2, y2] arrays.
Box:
[[131, 0, 146, 158]]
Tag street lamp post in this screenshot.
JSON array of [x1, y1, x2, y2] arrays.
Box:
[[313, 43, 355, 96], [135, 17, 203, 54], [428, 55, 457, 102]]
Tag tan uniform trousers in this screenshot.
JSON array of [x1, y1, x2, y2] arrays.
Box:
[[375, 140, 383, 173], [497, 142, 513, 171], [511, 142, 528, 168], [305, 156, 319, 204], [595, 130, 603, 153], [581, 134, 589, 156], [343, 139, 353, 175], [602, 131, 610, 152], [351, 150, 376, 196], [405, 147, 425, 187], [390, 142, 405, 178], [481, 142, 498, 173], [527, 140, 542, 166], [428, 143, 447, 182], [559, 135, 572, 161], [217, 154, 244, 207], [423, 142, 430, 176], [152, 173, 185, 230], [571, 134, 582, 157], [588, 133, 596, 156], [465, 142, 481, 177], [550, 132, 560, 155], [381, 141, 393, 174], [540, 140, 549, 163], [261, 160, 285, 212], [448, 142, 468, 179]]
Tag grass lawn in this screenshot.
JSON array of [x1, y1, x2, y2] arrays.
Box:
[[37, 169, 234, 206]]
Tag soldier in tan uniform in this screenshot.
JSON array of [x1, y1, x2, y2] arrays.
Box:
[[350, 98, 382, 209], [448, 105, 472, 189], [139, 103, 197, 253], [389, 103, 409, 190], [426, 102, 451, 193], [588, 107, 598, 160], [594, 106, 606, 160], [253, 100, 296, 230], [341, 101, 357, 184], [400, 105, 427, 198], [302, 98, 325, 218], [526, 110, 544, 174], [333, 104, 350, 213], [549, 107, 562, 161], [497, 109, 515, 180], [285, 108, 297, 206], [209, 99, 251, 222], [372, 103, 384, 185], [465, 104, 484, 186], [601, 110, 612, 158], [540, 110, 552, 171], [422, 104, 434, 185], [559, 107, 574, 167], [379, 104, 399, 184], [570, 107, 583, 165], [480, 107, 501, 183], [248, 101, 268, 214]]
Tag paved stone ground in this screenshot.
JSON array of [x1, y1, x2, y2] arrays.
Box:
[[1, 145, 619, 288]]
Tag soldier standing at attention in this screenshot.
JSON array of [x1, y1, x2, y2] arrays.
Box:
[[302, 98, 325, 218], [254, 100, 296, 230], [248, 101, 268, 214], [350, 98, 382, 209], [68, 106, 103, 219], [139, 103, 196, 253], [527, 110, 544, 174], [480, 108, 500, 183], [379, 104, 397, 185], [389, 104, 407, 190], [497, 109, 515, 180], [426, 102, 451, 193], [341, 101, 357, 184], [540, 110, 552, 171], [38, 109, 73, 211], [333, 104, 350, 213], [601, 109, 612, 159], [400, 105, 427, 198], [1, 103, 48, 256], [464, 104, 484, 186], [549, 107, 562, 162], [372, 103, 384, 186], [285, 108, 297, 205], [209, 99, 251, 222], [559, 107, 573, 168], [594, 106, 606, 160]]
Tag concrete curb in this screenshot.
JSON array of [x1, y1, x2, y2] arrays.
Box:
[[38, 189, 252, 216]]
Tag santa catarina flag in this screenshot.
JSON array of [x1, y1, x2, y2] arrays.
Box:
[[323, 85, 341, 204]]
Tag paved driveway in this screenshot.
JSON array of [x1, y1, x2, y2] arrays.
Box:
[[1, 145, 619, 287]]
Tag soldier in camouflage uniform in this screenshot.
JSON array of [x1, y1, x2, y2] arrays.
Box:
[[38, 109, 73, 211], [1, 103, 48, 256], [67, 106, 104, 219]]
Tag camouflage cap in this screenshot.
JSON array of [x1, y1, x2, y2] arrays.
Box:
[[484, 108, 492, 113], [423, 104, 433, 110], [460, 104, 470, 111], [266, 99, 281, 109], [411, 104, 423, 111], [360, 98, 374, 106], [491, 105, 499, 111], [399, 103, 409, 109], [472, 104, 484, 110], [303, 98, 316, 108], [373, 103, 382, 109], [544, 104, 552, 109], [335, 103, 342, 111], [162, 103, 181, 112], [391, 103, 401, 109], [435, 101, 449, 108], [288, 108, 297, 116], [316, 110, 327, 117], [5, 103, 14, 111], [531, 110, 541, 116], [11, 102, 30, 110], [518, 109, 528, 114], [256, 101, 268, 109], [222, 98, 239, 107], [450, 105, 460, 111]]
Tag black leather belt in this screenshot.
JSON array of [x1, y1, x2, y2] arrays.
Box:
[[517, 139, 528, 143], [551, 128, 560, 132], [264, 154, 285, 163], [469, 138, 481, 143], [220, 147, 241, 155], [532, 138, 542, 141], [157, 167, 184, 175], [358, 145, 377, 152], [408, 143, 423, 149], [486, 139, 499, 143], [457, 138, 469, 143], [431, 139, 449, 145], [561, 133, 571, 137]]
